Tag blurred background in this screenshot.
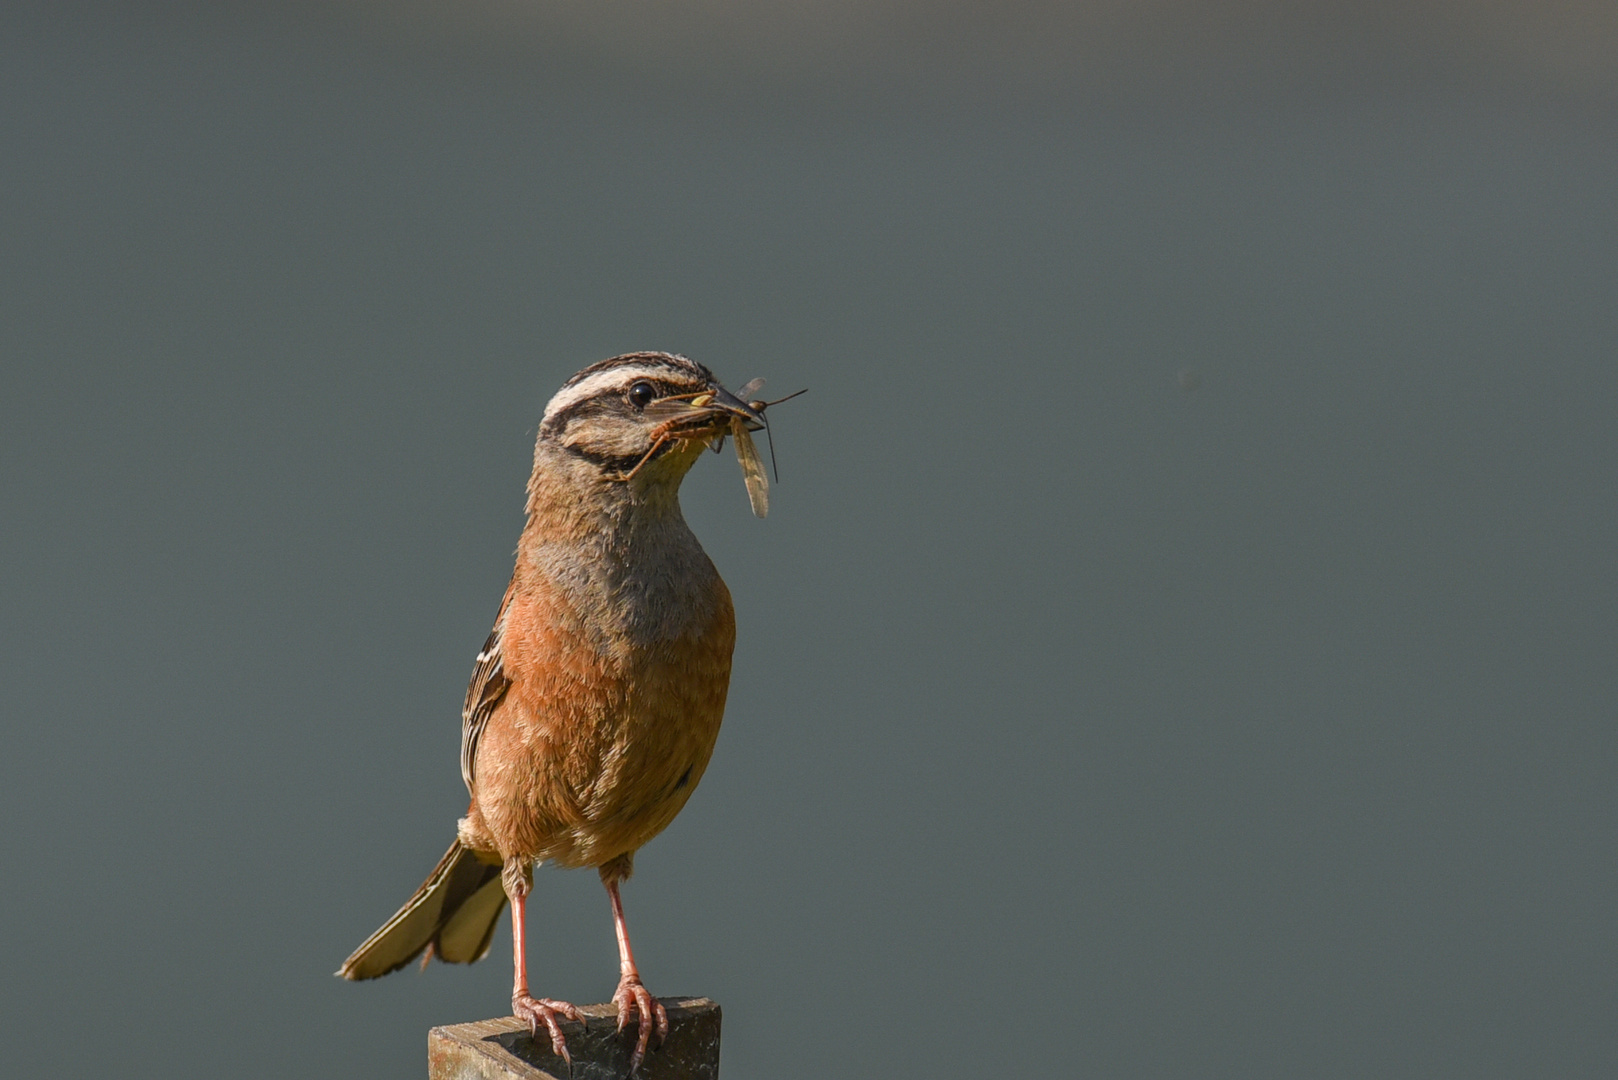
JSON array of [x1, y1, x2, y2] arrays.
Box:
[[2, 2, 1615, 1077]]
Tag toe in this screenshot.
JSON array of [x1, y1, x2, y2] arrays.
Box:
[[651, 996, 669, 1045], [631, 992, 653, 1069], [612, 981, 666, 1074], [513, 995, 579, 1065], [543, 1013, 570, 1065]]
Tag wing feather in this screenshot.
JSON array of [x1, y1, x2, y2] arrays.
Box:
[[460, 584, 513, 795]]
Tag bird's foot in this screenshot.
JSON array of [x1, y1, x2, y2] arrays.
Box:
[[612, 975, 669, 1074], [513, 992, 585, 1064]]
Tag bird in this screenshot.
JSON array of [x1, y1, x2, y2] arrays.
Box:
[[338, 352, 770, 1072]]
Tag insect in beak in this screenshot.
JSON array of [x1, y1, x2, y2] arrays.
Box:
[[722, 380, 806, 519], [628, 378, 804, 517]]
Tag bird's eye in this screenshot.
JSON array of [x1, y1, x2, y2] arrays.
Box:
[[627, 382, 656, 409]]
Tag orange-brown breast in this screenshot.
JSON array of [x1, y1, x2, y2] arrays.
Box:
[[471, 568, 735, 870]]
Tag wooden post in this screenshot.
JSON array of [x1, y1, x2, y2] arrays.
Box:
[[429, 998, 721, 1080]]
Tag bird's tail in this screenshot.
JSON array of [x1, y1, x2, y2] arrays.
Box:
[[337, 839, 507, 980]]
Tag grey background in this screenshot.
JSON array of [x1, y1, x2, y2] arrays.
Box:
[[2, 3, 1615, 1078]]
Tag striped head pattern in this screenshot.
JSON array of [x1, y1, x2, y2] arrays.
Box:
[[537, 352, 758, 483]]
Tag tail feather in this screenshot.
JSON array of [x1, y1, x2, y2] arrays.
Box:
[[434, 873, 506, 963], [337, 839, 505, 980]]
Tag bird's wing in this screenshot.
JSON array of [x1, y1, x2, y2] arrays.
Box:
[[460, 583, 513, 795]]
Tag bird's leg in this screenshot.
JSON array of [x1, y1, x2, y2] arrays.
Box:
[[505, 860, 584, 1063], [601, 859, 669, 1074]]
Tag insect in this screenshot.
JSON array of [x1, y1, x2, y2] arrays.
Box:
[[726, 378, 806, 519], [630, 377, 805, 518]]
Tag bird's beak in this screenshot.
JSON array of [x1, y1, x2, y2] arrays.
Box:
[[644, 381, 769, 435], [704, 383, 767, 431]]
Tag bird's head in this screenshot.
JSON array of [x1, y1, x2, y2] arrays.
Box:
[[535, 352, 764, 495]]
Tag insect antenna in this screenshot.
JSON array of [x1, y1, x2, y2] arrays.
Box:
[[746, 388, 806, 483], [762, 417, 779, 482], [753, 388, 808, 410]]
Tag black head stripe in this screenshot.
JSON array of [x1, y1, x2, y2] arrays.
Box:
[[557, 352, 713, 392], [541, 353, 717, 436]]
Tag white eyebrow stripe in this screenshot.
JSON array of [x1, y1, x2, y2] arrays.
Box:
[[542, 364, 683, 420]]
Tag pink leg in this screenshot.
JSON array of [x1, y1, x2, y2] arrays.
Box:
[[606, 875, 669, 1074], [508, 872, 584, 1063]]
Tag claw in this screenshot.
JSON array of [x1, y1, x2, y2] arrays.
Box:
[[514, 993, 583, 1065], [612, 977, 668, 1074]]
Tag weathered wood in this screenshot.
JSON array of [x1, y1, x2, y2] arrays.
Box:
[[429, 998, 721, 1080]]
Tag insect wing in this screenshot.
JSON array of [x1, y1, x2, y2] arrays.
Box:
[[735, 377, 766, 404], [732, 416, 769, 518]]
